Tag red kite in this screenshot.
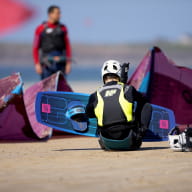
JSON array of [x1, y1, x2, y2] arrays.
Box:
[[0, 0, 34, 35]]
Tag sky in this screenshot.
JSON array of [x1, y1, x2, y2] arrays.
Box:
[[1, 0, 192, 44]]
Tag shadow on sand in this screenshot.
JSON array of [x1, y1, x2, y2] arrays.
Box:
[[139, 146, 169, 151], [53, 148, 101, 151], [53, 146, 169, 152]]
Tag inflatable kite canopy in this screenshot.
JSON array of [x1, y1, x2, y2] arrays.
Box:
[[0, 72, 72, 141], [0, 73, 37, 140], [24, 71, 72, 139], [128, 46, 192, 125], [0, 0, 34, 35]]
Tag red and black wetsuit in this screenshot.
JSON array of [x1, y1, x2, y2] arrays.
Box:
[[33, 21, 71, 79]]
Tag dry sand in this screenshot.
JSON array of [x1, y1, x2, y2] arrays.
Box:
[[14, 79, 192, 192], [3, 49, 192, 192], [0, 137, 192, 192]]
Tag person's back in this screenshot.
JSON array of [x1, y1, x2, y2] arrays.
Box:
[[33, 5, 71, 79], [86, 60, 152, 150]]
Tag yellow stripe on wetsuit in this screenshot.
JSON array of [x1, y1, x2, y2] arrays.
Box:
[[94, 91, 104, 126], [119, 83, 133, 122]]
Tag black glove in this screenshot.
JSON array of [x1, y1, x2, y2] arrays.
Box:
[[120, 63, 130, 83]]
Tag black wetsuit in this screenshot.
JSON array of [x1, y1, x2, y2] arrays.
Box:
[[86, 81, 151, 140]]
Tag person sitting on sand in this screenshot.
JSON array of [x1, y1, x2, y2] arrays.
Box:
[[86, 60, 152, 150]]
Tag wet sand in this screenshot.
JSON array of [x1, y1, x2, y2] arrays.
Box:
[[1, 137, 192, 192]]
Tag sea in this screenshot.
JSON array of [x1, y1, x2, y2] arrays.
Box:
[[0, 65, 135, 84]]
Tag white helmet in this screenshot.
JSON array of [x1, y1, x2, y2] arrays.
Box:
[[101, 60, 122, 82], [168, 127, 192, 152]]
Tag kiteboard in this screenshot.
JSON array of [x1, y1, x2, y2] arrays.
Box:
[[35, 91, 175, 141]]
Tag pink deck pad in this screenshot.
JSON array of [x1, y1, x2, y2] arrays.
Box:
[[42, 104, 51, 113], [159, 120, 169, 129]]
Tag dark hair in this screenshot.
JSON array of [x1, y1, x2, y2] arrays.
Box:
[[103, 74, 120, 83], [47, 5, 60, 14]]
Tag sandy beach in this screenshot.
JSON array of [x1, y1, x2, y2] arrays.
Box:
[[1, 137, 192, 192], [1, 43, 192, 192]]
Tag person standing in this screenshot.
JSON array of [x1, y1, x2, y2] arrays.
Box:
[[33, 5, 71, 79]]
